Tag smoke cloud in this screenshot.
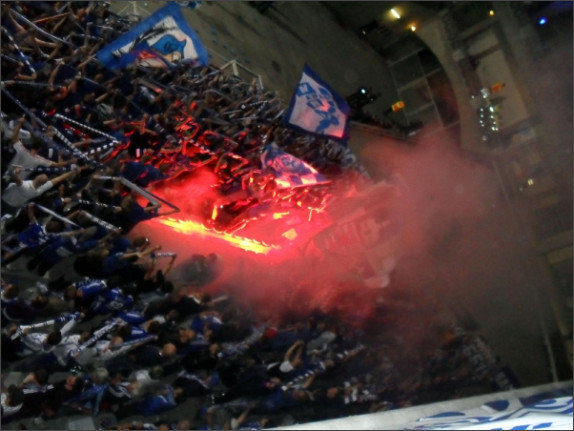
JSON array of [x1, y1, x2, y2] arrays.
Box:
[[133, 130, 552, 382], [357, 132, 553, 381]]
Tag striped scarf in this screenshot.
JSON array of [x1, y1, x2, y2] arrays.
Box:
[[80, 211, 120, 231], [0, 27, 36, 74], [11, 312, 80, 340], [71, 318, 121, 355], [53, 113, 121, 144], [10, 9, 75, 48], [12, 103, 96, 168], [1, 81, 62, 89], [20, 165, 76, 174]]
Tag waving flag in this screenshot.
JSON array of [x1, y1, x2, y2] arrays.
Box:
[[284, 64, 350, 140], [261, 144, 330, 189], [96, 3, 208, 69]]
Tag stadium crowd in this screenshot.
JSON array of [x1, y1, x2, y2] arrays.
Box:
[[1, 2, 515, 429]]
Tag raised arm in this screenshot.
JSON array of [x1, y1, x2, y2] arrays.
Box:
[[10, 166, 24, 186], [10, 116, 26, 145], [50, 169, 76, 186], [48, 59, 64, 85], [284, 339, 304, 364], [26, 203, 38, 224]]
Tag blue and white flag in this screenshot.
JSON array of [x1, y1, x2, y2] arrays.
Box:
[[284, 64, 350, 141], [261, 144, 330, 189], [96, 3, 208, 69]]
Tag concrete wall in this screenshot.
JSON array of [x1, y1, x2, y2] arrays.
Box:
[[111, 1, 401, 123], [178, 2, 401, 112], [415, 16, 486, 154], [467, 29, 530, 130]]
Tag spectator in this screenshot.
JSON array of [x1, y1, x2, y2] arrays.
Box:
[[129, 342, 177, 368], [2, 167, 77, 216], [0, 3, 500, 428], [66, 366, 110, 416], [27, 374, 85, 422], [1, 384, 24, 424]]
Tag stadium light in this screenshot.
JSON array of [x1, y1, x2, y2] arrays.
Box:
[[390, 8, 401, 20]]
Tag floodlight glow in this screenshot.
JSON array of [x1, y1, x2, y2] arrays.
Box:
[[390, 8, 401, 19]]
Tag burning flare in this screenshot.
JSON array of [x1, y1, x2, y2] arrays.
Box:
[[155, 217, 280, 255]]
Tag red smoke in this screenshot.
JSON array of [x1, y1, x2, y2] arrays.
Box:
[[133, 159, 402, 325], [132, 129, 544, 356]]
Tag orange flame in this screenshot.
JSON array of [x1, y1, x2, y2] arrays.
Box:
[[155, 218, 280, 255], [272, 212, 289, 220]]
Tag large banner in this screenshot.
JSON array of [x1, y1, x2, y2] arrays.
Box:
[[261, 144, 330, 189], [313, 182, 400, 254], [407, 390, 573, 430], [279, 381, 573, 430], [284, 64, 350, 141], [96, 3, 208, 69]]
